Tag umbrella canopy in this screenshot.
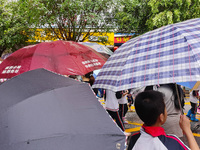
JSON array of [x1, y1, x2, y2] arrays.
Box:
[[79, 42, 113, 58], [190, 81, 200, 90], [0, 40, 107, 81], [93, 18, 200, 92], [1, 53, 12, 59], [0, 68, 125, 150], [93, 69, 101, 79], [177, 81, 198, 89]]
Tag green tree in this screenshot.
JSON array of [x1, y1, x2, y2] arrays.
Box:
[[0, 0, 30, 57], [19, 0, 117, 42], [115, 0, 200, 35], [114, 0, 151, 35], [147, 0, 200, 30]]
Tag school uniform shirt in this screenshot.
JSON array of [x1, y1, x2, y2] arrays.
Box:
[[105, 89, 119, 111], [118, 93, 127, 104], [128, 125, 190, 150]]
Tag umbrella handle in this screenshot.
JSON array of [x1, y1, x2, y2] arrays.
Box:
[[175, 83, 184, 114]]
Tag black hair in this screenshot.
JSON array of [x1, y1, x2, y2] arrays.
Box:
[[192, 90, 198, 97], [164, 84, 184, 109], [135, 90, 165, 126], [68, 75, 77, 79], [84, 71, 95, 86]]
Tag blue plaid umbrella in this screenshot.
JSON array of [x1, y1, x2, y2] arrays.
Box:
[[93, 18, 200, 92]]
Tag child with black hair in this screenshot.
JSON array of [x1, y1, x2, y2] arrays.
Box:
[[81, 71, 98, 95], [128, 90, 199, 150], [127, 89, 134, 112], [81, 72, 95, 86], [145, 84, 185, 137], [187, 90, 199, 122]]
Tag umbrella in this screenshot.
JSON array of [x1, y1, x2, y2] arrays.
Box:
[[0, 68, 125, 150], [190, 82, 200, 90], [0, 40, 107, 81], [93, 18, 200, 92], [177, 81, 198, 89], [178, 81, 200, 91], [79, 42, 113, 58], [1, 53, 12, 59], [93, 69, 101, 79]]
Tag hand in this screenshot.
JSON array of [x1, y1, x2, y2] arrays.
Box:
[[122, 90, 129, 96], [179, 115, 191, 134], [180, 115, 199, 150]]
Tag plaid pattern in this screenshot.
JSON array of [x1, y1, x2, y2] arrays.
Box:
[[93, 18, 200, 92]]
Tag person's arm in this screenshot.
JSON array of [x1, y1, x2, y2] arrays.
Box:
[[179, 115, 199, 150], [122, 90, 129, 97]]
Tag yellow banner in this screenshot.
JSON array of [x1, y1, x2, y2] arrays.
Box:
[[28, 29, 114, 46]]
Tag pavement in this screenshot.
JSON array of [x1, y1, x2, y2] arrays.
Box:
[[99, 98, 200, 148]]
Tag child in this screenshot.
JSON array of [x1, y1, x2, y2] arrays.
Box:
[[118, 90, 129, 124], [104, 89, 125, 131], [128, 90, 199, 150], [187, 90, 199, 122], [127, 89, 134, 112]]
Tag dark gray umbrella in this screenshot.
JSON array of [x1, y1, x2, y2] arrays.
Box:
[[0, 69, 125, 150]]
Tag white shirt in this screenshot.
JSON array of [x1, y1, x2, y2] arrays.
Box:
[[118, 93, 127, 104], [190, 92, 199, 104], [105, 89, 119, 111], [132, 128, 167, 150]]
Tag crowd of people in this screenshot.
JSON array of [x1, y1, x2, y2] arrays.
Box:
[[128, 90, 199, 150], [69, 73, 200, 150]]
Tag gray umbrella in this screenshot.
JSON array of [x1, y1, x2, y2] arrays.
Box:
[[0, 69, 125, 150]]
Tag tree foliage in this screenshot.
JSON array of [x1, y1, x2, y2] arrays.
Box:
[[0, 0, 30, 57], [19, 0, 117, 42], [115, 0, 200, 35], [114, 0, 151, 35], [147, 0, 200, 30]]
